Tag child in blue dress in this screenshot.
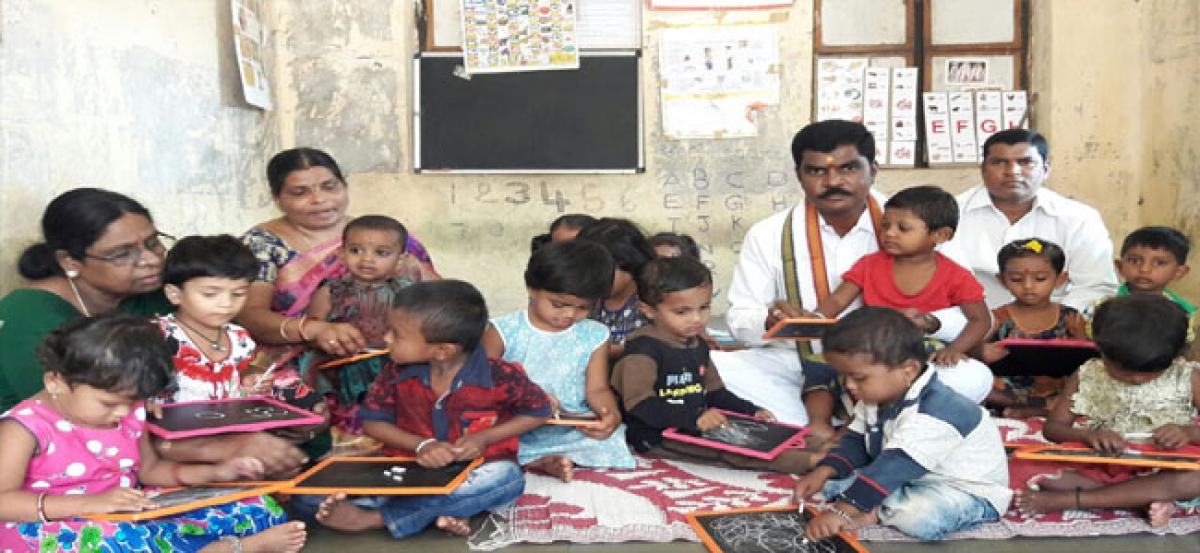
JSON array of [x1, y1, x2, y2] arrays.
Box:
[[483, 240, 635, 481]]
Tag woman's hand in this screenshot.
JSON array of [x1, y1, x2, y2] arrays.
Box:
[[309, 321, 367, 357], [211, 457, 266, 482], [231, 433, 308, 478], [84, 487, 157, 514], [579, 407, 620, 440]]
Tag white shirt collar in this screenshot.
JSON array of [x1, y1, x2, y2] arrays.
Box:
[[962, 185, 1061, 217]]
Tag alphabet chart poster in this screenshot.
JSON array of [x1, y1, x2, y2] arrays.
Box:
[[461, 0, 579, 74]]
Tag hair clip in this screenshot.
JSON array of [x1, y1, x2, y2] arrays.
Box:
[[1023, 239, 1043, 253]]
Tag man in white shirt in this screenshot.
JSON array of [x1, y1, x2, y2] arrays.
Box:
[[715, 120, 993, 426], [955, 129, 1118, 311]]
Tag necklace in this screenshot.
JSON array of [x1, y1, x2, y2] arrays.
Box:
[[174, 316, 227, 352], [66, 276, 92, 317]]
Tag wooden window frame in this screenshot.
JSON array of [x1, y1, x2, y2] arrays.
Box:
[[813, 0, 1030, 167]]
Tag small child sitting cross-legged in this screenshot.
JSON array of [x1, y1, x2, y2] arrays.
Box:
[[1014, 294, 1200, 527], [611, 256, 815, 474], [794, 307, 1011, 542], [296, 280, 552, 539]]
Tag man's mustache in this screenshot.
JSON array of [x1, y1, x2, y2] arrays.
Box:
[[819, 188, 853, 199]]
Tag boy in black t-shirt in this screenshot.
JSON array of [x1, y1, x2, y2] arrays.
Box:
[[611, 257, 819, 474]]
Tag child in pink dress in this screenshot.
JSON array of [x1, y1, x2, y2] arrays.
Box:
[[0, 314, 306, 552]]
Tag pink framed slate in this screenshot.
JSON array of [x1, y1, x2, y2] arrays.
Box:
[[147, 397, 324, 440], [662, 409, 809, 460]]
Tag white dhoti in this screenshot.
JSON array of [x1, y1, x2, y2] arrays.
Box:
[[711, 348, 993, 427]]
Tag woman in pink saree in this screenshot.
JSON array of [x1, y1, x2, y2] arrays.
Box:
[[238, 148, 438, 452]]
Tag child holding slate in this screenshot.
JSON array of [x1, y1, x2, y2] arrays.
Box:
[[157, 235, 263, 402], [979, 238, 1088, 417], [482, 241, 635, 482], [304, 215, 413, 434], [305, 280, 552, 539], [0, 314, 306, 552], [794, 308, 1010, 542], [1014, 294, 1200, 527], [611, 257, 815, 473], [807, 185, 990, 367]]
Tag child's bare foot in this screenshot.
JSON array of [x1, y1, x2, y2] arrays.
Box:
[[1035, 471, 1101, 492], [526, 455, 574, 482], [239, 521, 308, 553], [1014, 487, 1080, 516], [1147, 500, 1175, 527], [316, 493, 385, 532], [436, 515, 471, 536]]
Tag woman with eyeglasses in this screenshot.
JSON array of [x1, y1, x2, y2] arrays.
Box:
[[0, 188, 172, 413], [0, 188, 309, 477]]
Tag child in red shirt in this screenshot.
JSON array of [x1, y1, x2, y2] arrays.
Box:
[[296, 280, 552, 539], [811, 186, 990, 366]]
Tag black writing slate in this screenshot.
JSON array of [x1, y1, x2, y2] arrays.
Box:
[[692, 508, 865, 553], [153, 398, 314, 433], [295, 459, 474, 490]]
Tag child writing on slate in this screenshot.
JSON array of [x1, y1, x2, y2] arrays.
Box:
[[979, 238, 1088, 417], [304, 215, 414, 434], [305, 280, 552, 539], [0, 314, 307, 552], [482, 241, 635, 482], [1014, 294, 1200, 527], [611, 256, 815, 474], [158, 235, 264, 402], [808, 185, 990, 367], [795, 308, 1010, 542]]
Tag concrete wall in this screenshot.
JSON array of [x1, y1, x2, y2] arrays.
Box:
[[0, 0, 282, 292], [2, 0, 1198, 314]]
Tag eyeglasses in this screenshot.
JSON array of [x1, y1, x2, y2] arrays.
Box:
[[83, 232, 176, 267]]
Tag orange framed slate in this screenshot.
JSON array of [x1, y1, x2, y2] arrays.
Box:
[[285, 456, 484, 495], [1014, 444, 1200, 471], [687, 504, 869, 552], [84, 481, 288, 522], [763, 318, 838, 341], [316, 348, 390, 370], [544, 411, 603, 428]]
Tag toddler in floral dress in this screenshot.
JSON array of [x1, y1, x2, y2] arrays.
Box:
[[0, 314, 306, 552]]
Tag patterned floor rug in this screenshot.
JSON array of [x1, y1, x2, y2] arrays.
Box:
[[469, 419, 1200, 550]]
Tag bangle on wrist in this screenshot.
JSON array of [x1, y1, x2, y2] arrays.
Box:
[[36, 492, 49, 523], [415, 438, 438, 455], [297, 315, 312, 342], [279, 317, 293, 341]]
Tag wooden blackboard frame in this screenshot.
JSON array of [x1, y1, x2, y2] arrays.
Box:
[[413, 50, 644, 174]]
